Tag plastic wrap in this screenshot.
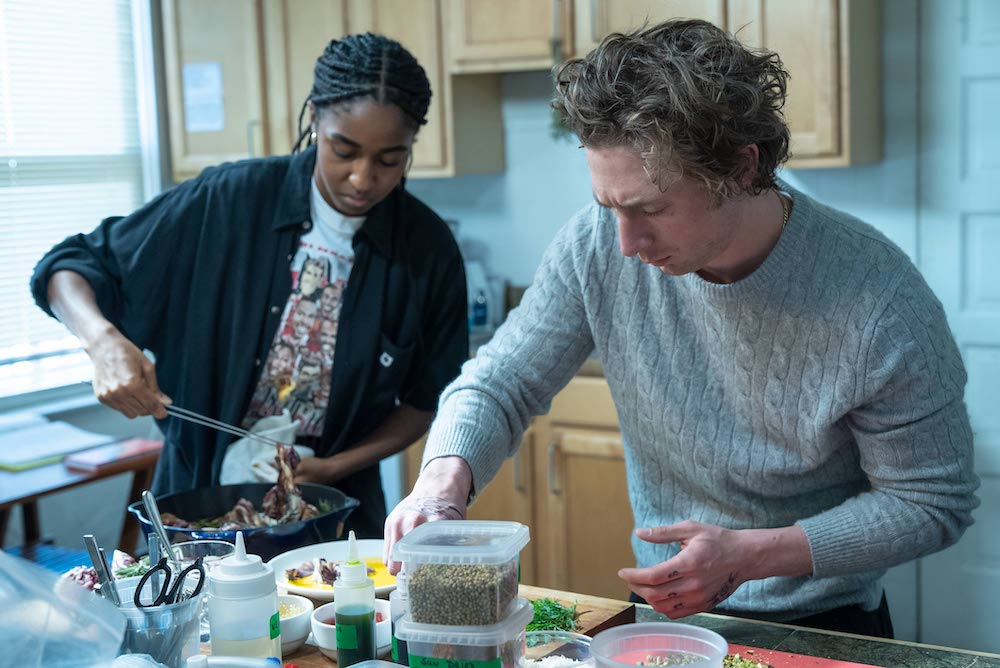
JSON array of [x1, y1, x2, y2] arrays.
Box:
[[0, 550, 126, 668]]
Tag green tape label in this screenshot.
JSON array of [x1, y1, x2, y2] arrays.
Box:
[[337, 623, 359, 650], [269, 612, 280, 640], [392, 635, 399, 661], [409, 654, 502, 668]]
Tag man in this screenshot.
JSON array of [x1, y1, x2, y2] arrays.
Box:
[[385, 20, 979, 637]]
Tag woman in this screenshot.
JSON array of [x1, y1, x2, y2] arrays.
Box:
[[30, 33, 468, 538]]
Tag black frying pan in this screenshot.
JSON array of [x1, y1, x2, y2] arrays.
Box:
[[127, 482, 359, 561]]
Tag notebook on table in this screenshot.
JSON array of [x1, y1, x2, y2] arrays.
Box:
[[0, 421, 114, 471], [63, 438, 162, 472]]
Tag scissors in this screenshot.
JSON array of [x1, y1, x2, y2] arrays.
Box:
[[133, 555, 206, 608]]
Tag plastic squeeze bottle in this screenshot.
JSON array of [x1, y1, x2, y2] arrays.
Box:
[[335, 530, 376, 667], [206, 532, 281, 660], [389, 564, 409, 665]]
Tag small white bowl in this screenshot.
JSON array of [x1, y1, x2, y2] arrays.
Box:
[[311, 598, 391, 660], [278, 593, 314, 656]]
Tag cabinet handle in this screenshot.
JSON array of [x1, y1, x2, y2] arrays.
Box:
[[547, 442, 561, 495], [513, 446, 524, 493], [590, 0, 599, 43], [246, 119, 260, 157], [550, 0, 563, 63]]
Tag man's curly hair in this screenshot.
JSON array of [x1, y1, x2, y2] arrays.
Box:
[[553, 19, 790, 203]]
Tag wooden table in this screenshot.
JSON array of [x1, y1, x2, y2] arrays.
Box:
[[0, 439, 161, 553]]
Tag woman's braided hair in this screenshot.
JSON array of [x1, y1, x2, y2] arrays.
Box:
[[293, 32, 432, 152]]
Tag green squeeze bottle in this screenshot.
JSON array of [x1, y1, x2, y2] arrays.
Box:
[[334, 531, 376, 667]]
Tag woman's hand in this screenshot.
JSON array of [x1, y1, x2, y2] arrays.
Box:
[[87, 329, 171, 419], [383, 456, 473, 573], [617, 520, 813, 618], [294, 455, 342, 484], [47, 270, 171, 419]]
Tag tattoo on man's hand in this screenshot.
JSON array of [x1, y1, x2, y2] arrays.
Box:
[[710, 573, 737, 606], [407, 496, 465, 520]]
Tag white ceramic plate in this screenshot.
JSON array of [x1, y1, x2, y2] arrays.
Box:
[[268, 538, 395, 601]]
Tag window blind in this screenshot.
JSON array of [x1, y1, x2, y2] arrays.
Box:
[[0, 0, 146, 398]]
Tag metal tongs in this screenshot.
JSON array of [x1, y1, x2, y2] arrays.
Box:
[[80, 381, 284, 448], [163, 404, 285, 448]]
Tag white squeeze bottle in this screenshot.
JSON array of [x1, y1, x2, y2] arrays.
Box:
[[334, 530, 376, 667], [207, 532, 281, 660]]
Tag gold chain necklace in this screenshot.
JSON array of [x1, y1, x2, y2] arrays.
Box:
[[778, 191, 790, 231]]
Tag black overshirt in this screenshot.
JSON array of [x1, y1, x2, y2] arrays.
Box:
[[30, 147, 468, 537]]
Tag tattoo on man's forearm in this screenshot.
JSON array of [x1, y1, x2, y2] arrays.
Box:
[[710, 573, 737, 605]]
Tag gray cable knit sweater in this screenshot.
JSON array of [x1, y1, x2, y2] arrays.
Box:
[[422, 184, 980, 620]]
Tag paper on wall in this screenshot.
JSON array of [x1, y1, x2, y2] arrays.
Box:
[[182, 61, 225, 133]]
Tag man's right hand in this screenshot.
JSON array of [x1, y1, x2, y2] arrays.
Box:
[[87, 328, 171, 419], [383, 455, 474, 574]]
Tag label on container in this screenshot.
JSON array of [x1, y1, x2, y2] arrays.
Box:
[[409, 654, 502, 668], [392, 636, 399, 661], [269, 612, 280, 640], [337, 623, 359, 649]]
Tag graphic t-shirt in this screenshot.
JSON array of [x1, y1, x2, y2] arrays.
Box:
[[243, 179, 365, 436]]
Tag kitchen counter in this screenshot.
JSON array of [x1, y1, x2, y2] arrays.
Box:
[[276, 588, 1000, 667], [639, 606, 1000, 667]]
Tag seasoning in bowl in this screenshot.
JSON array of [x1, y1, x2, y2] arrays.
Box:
[[279, 600, 303, 619]]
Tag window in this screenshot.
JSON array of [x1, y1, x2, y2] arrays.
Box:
[[0, 0, 157, 399]]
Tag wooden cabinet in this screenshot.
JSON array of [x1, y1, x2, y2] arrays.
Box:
[[728, 0, 881, 167], [573, 0, 727, 56], [163, 0, 503, 182], [443, 0, 879, 168], [260, 0, 348, 158], [403, 375, 633, 600], [533, 375, 634, 600], [261, 0, 504, 178], [162, 0, 271, 180], [445, 0, 573, 73]]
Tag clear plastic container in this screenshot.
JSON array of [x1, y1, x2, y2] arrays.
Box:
[[392, 520, 529, 626], [394, 596, 533, 668], [525, 630, 593, 668], [590, 623, 727, 668]]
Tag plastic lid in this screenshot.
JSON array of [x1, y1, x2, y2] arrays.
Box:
[[337, 530, 370, 585], [391, 520, 529, 565], [207, 532, 276, 599], [394, 597, 533, 645], [342, 662, 400, 668]]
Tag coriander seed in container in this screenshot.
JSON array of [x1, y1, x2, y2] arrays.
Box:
[[392, 520, 529, 626], [395, 596, 534, 668]]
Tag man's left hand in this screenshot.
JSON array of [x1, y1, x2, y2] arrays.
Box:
[[617, 520, 757, 619]]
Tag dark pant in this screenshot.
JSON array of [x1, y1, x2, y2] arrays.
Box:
[[629, 592, 894, 639]]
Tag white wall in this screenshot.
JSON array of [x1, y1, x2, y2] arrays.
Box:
[[407, 0, 921, 641]]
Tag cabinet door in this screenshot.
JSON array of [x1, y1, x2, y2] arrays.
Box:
[[402, 428, 537, 584], [574, 0, 727, 56], [728, 0, 839, 158], [345, 0, 448, 171], [446, 0, 573, 73], [262, 0, 347, 156], [162, 0, 269, 181], [727, 0, 880, 166], [536, 426, 634, 601]]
